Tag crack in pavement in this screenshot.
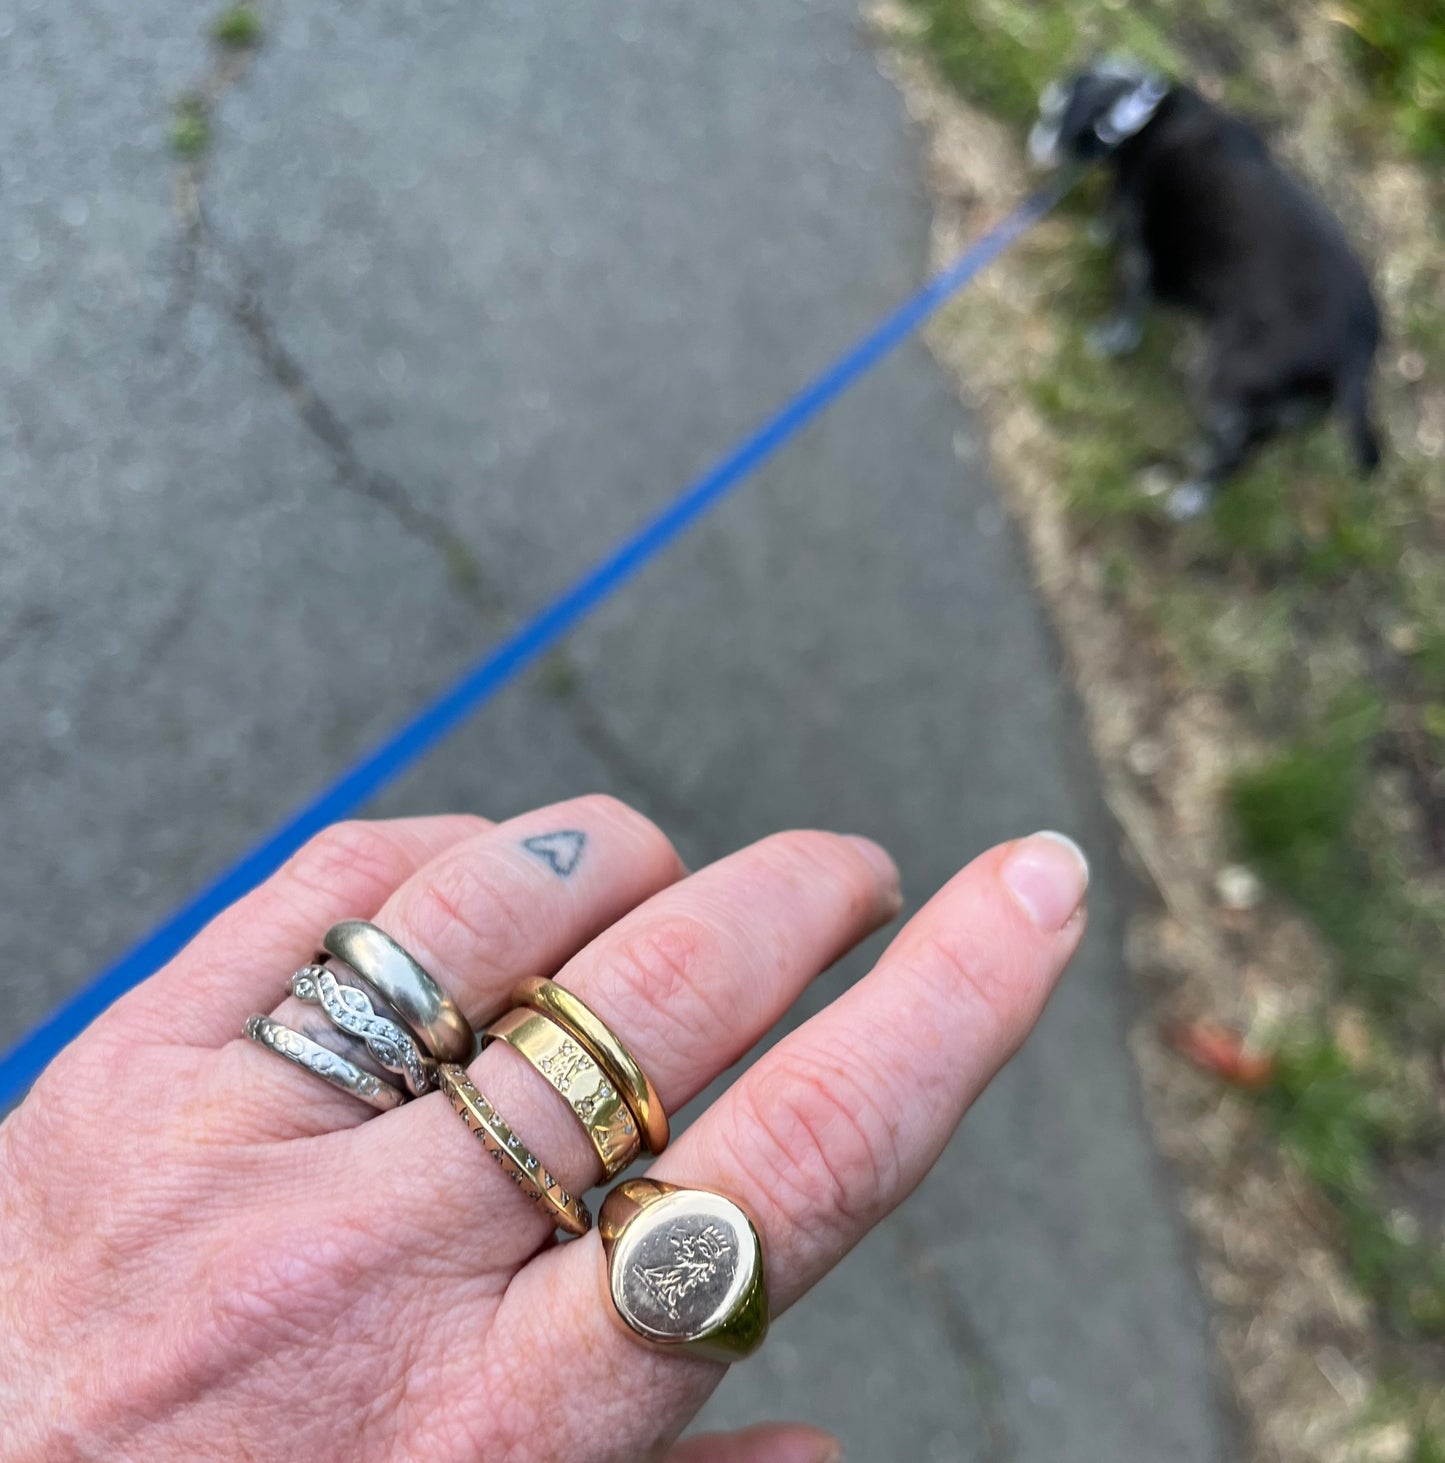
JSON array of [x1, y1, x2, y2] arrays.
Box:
[[218, 250, 700, 832], [893, 1213, 1016, 1462], [224, 274, 503, 611], [164, 6, 706, 836]]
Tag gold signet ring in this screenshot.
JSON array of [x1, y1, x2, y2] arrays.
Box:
[[598, 1179, 769, 1362]]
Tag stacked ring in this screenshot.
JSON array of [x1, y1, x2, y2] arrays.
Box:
[[243, 1014, 406, 1112], [323, 920, 474, 1063], [438, 1064, 592, 1236], [243, 921, 470, 1114], [482, 1007, 640, 1178], [289, 965, 437, 1097], [509, 977, 669, 1155]]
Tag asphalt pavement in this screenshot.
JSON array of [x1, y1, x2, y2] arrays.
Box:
[[0, 1, 1226, 1457]]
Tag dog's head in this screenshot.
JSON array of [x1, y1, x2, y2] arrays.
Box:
[[1028, 59, 1170, 167]]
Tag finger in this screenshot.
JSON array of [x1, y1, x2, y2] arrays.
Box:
[[363, 830, 903, 1260], [668, 831, 1087, 1307], [100, 815, 492, 1049], [500, 833, 1087, 1454], [223, 795, 685, 1136], [664, 1423, 842, 1463]]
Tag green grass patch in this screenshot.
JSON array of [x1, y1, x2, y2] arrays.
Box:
[[170, 95, 212, 158], [910, 0, 1445, 1388], [1337, 1, 1445, 159], [212, 3, 263, 49], [904, 0, 1190, 126], [1266, 1031, 1445, 1337], [1226, 695, 1441, 1021]]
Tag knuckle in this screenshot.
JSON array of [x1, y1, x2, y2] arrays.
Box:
[[911, 932, 1018, 1044], [753, 829, 849, 882], [751, 830, 883, 916], [732, 1048, 901, 1237], [404, 851, 533, 979], [592, 914, 725, 1050], [283, 821, 410, 909]]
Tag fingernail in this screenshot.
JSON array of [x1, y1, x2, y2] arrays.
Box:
[[845, 835, 903, 908], [1002, 831, 1089, 932]]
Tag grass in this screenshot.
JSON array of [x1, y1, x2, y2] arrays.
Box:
[[905, 0, 1445, 1425], [1266, 1031, 1445, 1337], [910, 0, 1445, 157], [212, 4, 263, 49], [1230, 701, 1445, 1338], [1229, 691, 1445, 1029], [170, 95, 212, 158], [906, 0, 1189, 127], [1336, 1, 1445, 159]]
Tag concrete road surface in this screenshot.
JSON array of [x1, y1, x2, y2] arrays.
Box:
[[0, 1, 1226, 1457]]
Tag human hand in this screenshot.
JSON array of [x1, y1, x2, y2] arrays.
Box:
[[0, 796, 1087, 1462]]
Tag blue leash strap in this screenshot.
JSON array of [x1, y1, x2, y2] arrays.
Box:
[[0, 177, 1069, 1108]]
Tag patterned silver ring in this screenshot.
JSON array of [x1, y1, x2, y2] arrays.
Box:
[[322, 920, 473, 1063], [243, 1014, 407, 1112], [289, 965, 437, 1097]]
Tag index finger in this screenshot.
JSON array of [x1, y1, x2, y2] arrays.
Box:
[[670, 830, 1088, 1305], [490, 832, 1088, 1454]]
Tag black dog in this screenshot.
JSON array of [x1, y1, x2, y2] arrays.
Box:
[[1029, 60, 1382, 517]]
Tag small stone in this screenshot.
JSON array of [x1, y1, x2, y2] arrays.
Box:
[[1136, 464, 1174, 499], [1396, 349, 1426, 382], [1126, 737, 1165, 778], [1387, 622, 1421, 655], [1216, 864, 1263, 911]]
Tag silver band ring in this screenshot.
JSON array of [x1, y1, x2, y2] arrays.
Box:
[[243, 1013, 407, 1111], [289, 965, 438, 1097], [322, 920, 474, 1063]]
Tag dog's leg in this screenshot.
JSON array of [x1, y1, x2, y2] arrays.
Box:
[[1169, 395, 1268, 520], [1088, 212, 1150, 358]]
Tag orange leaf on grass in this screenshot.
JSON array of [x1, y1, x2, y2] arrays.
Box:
[[1168, 1021, 1276, 1091]]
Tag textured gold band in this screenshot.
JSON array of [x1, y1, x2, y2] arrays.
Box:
[[437, 1064, 591, 1236], [483, 1008, 641, 1178], [511, 977, 669, 1154]]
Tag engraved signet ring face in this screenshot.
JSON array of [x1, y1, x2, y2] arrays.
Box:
[[598, 1179, 768, 1362]]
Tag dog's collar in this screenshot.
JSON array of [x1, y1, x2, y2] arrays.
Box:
[[1094, 76, 1169, 146]]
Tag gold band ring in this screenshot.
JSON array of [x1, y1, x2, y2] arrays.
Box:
[[510, 977, 669, 1154], [482, 1008, 641, 1178], [437, 1064, 591, 1237]]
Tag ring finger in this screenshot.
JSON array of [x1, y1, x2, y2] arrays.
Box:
[[219, 795, 686, 1135], [360, 828, 903, 1265]]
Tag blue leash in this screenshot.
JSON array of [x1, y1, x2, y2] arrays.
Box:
[[0, 178, 1069, 1108]]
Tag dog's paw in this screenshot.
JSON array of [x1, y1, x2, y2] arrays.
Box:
[[1086, 316, 1144, 359], [1165, 480, 1214, 521]]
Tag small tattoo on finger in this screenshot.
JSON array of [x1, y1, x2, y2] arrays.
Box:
[[523, 830, 587, 878]]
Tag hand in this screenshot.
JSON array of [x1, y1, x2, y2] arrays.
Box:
[[0, 796, 1087, 1462]]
